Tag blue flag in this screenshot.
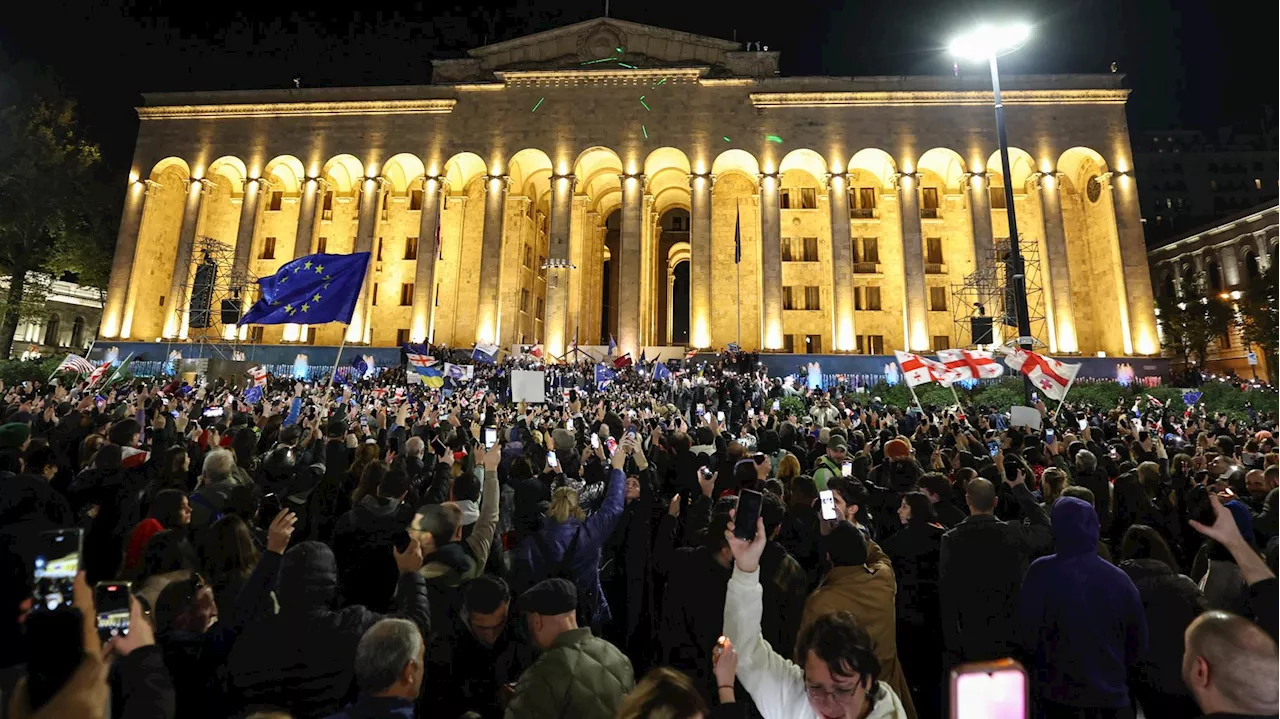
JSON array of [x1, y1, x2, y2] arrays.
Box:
[[608, 335, 617, 356], [733, 206, 742, 264], [652, 362, 671, 382], [351, 354, 368, 378], [595, 363, 616, 391], [472, 343, 499, 364], [639, 349, 647, 366], [242, 385, 263, 405], [240, 252, 371, 326]]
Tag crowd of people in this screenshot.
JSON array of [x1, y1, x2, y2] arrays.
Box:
[[0, 354, 1277, 719]]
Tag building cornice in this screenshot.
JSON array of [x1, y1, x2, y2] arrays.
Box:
[[137, 99, 458, 120], [749, 89, 1130, 108], [495, 67, 707, 86]]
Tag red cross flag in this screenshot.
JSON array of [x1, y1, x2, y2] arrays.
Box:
[[894, 351, 961, 387], [249, 366, 268, 387], [936, 348, 1005, 382], [1000, 347, 1081, 401]]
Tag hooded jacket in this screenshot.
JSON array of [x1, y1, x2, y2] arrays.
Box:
[[226, 542, 430, 719], [1019, 497, 1147, 709], [332, 494, 415, 612]]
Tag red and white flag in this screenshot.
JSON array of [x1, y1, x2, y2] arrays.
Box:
[[528, 344, 544, 359], [249, 366, 268, 387], [1000, 347, 1080, 401], [86, 361, 112, 387], [936, 348, 1005, 382], [894, 351, 960, 387]]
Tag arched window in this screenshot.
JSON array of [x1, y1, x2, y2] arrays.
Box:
[[43, 314, 60, 347], [70, 316, 86, 348], [1161, 273, 1176, 299], [1207, 261, 1223, 293]]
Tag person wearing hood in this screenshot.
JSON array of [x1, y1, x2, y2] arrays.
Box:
[[0, 436, 72, 570], [225, 536, 429, 718], [1019, 497, 1147, 717], [333, 467, 416, 612]]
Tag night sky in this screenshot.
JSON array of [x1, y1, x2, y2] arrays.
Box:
[[1, 0, 1273, 173]]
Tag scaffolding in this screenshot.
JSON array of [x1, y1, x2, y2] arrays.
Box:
[[951, 235, 1048, 350], [168, 236, 257, 361]]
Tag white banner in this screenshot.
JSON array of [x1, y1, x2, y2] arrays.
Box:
[[511, 370, 547, 403]]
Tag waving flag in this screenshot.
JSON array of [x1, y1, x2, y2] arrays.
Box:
[[894, 350, 959, 387], [595, 363, 616, 391], [473, 343, 499, 364], [1000, 347, 1080, 401], [608, 335, 617, 356], [403, 344, 435, 369], [249, 365, 269, 387], [350, 355, 368, 378], [421, 366, 445, 388], [613, 353, 633, 370], [528, 344, 544, 360], [240, 252, 370, 326], [653, 362, 672, 381], [733, 206, 742, 264], [638, 349, 647, 366], [443, 363, 474, 381], [242, 385, 263, 405], [936, 348, 1004, 382], [56, 353, 95, 376], [86, 360, 112, 387]]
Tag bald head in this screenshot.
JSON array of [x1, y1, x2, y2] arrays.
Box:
[[966, 477, 997, 514], [1183, 610, 1279, 716]]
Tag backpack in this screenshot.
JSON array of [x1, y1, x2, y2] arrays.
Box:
[[532, 525, 600, 627]]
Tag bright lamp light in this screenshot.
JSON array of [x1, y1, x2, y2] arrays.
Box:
[[949, 23, 1032, 60]]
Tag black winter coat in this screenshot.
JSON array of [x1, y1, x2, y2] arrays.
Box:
[[332, 495, 415, 612], [882, 520, 945, 627], [1119, 558, 1209, 698]]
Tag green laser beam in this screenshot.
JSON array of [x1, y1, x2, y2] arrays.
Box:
[[580, 56, 618, 65], [617, 62, 637, 69], [766, 134, 783, 143], [640, 98, 651, 111], [655, 78, 667, 86], [531, 97, 545, 112], [616, 46, 624, 53], [642, 125, 649, 139], [723, 136, 732, 142]]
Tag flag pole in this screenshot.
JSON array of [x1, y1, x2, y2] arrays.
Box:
[[329, 324, 349, 387], [1052, 372, 1079, 423], [949, 383, 963, 408]]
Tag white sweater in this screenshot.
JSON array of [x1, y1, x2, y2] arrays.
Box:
[[722, 566, 908, 719]]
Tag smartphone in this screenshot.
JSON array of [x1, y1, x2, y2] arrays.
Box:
[[819, 490, 838, 520], [389, 437, 401, 454], [696, 403, 705, 416], [716, 410, 725, 423], [772, 400, 781, 412], [94, 582, 131, 644], [747, 407, 755, 418], [546, 450, 558, 468], [430, 437, 447, 456], [1078, 418, 1088, 430], [605, 436, 618, 455], [950, 659, 1028, 719], [203, 406, 224, 418], [734, 489, 763, 540], [33, 529, 83, 612], [987, 441, 1000, 457], [842, 461, 853, 478], [1045, 429, 1054, 443], [591, 434, 600, 449], [484, 427, 497, 449]]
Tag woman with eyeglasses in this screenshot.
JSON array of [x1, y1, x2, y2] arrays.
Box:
[[721, 515, 908, 718]]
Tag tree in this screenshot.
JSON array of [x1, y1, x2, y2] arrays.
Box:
[[0, 64, 114, 358], [1156, 293, 1235, 368], [1235, 272, 1278, 372]]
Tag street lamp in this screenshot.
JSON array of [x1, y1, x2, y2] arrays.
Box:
[[951, 21, 1035, 403]]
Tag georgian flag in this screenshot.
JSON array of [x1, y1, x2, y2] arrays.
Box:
[[936, 348, 1005, 382], [894, 351, 960, 387], [1000, 347, 1080, 400], [249, 366, 268, 387]]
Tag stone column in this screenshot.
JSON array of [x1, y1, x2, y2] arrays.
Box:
[[543, 174, 576, 358], [231, 177, 266, 282], [826, 172, 855, 351], [1105, 171, 1159, 355], [1218, 243, 1242, 288], [475, 174, 509, 346], [689, 173, 713, 348], [1255, 232, 1274, 273], [410, 175, 446, 343], [346, 176, 386, 344], [666, 269, 675, 345], [759, 172, 783, 350], [162, 177, 210, 339], [964, 172, 996, 276], [895, 173, 929, 352], [101, 179, 152, 339], [1033, 172, 1078, 353], [617, 173, 644, 359], [281, 177, 325, 343], [1172, 261, 1186, 298]]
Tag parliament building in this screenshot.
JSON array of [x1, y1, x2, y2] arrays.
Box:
[[100, 18, 1160, 362]]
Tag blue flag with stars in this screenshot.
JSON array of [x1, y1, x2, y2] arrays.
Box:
[[240, 252, 371, 326]]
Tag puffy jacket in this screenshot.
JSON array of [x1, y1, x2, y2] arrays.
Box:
[[1119, 558, 1209, 702], [509, 468, 625, 625], [226, 542, 430, 719], [503, 627, 634, 719]]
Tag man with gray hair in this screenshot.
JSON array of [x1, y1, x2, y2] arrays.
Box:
[[189, 448, 238, 529], [1073, 448, 1112, 535], [1182, 610, 1279, 717], [323, 618, 425, 719]]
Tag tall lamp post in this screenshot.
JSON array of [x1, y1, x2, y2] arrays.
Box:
[[951, 22, 1036, 404]]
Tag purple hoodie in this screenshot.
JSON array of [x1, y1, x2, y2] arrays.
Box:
[[1019, 497, 1148, 709]]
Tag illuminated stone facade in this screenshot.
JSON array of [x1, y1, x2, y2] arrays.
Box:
[[100, 18, 1159, 360]]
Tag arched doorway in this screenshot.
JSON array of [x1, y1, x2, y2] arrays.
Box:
[[70, 316, 86, 348], [43, 314, 60, 347], [671, 261, 690, 344]]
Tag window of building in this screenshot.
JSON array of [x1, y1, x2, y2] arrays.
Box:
[[434, 284, 441, 306], [259, 237, 276, 260], [804, 286, 821, 310], [933, 335, 951, 350], [930, 286, 948, 311], [396, 328, 411, 345], [926, 237, 944, 265], [920, 187, 940, 218], [989, 186, 1007, 209], [372, 283, 379, 306], [520, 288, 530, 312], [781, 237, 795, 262], [376, 238, 383, 262], [1219, 331, 1231, 349], [856, 286, 882, 311], [536, 298, 545, 320], [806, 334, 823, 353], [315, 236, 329, 253], [399, 283, 414, 306], [800, 187, 818, 209], [268, 191, 283, 211], [803, 237, 819, 262], [321, 192, 334, 220], [856, 335, 884, 354], [523, 245, 533, 269], [782, 286, 796, 310], [409, 189, 424, 211], [850, 187, 877, 218], [381, 192, 390, 220], [249, 326, 265, 343], [405, 236, 419, 260], [779, 187, 817, 209], [43, 314, 60, 346], [783, 335, 795, 353], [305, 327, 317, 345], [855, 237, 879, 264], [70, 316, 85, 348]]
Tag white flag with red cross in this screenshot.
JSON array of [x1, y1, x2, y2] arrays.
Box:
[[1000, 347, 1080, 400], [936, 348, 1005, 383], [894, 351, 961, 387]]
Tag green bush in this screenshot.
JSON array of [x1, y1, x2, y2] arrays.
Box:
[[1068, 382, 1134, 411], [970, 378, 1026, 413], [0, 357, 62, 386], [778, 395, 807, 419]]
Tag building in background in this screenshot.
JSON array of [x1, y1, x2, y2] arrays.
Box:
[[1133, 110, 1279, 243], [98, 17, 1160, 362], [0, 274, 104, 358], [1147, 203, 1277, 381]]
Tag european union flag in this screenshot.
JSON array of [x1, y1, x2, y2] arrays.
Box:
[[595, 363, 616, 391], [652, 362, 671, 382], [240, 252, 371, 326]]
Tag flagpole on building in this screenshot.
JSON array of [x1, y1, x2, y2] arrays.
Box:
[[329, 325, 349, 387]]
